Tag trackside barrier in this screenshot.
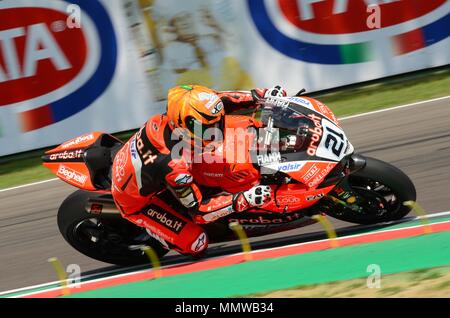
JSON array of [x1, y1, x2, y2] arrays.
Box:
[[140, 246, 162, 279], [229, 222, 253, 262], [403, 201, 433, 234], [312, 214, 340, 248], [47, 257, 70, 296]]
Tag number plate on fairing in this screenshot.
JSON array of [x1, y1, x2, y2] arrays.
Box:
[[316, 118, 349, 162]]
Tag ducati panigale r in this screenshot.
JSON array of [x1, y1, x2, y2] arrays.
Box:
[[42, 92, 416, 265]]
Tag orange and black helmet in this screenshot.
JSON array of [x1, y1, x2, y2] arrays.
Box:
[[167, 85, 225, 144]]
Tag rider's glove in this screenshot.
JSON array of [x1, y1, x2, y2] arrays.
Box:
[[233, 185, 272, 213], [251, 86, 287, 102], [264, 85, 287, 98]]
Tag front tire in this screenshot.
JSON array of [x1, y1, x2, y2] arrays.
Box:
[[325, 156, 416, 224]]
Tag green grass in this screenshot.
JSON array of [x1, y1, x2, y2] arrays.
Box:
[[0, 67, 449, 190], [0, 130, 136, 189], [0, 156, 55, 188], [316, 67, 450, 117], [248, 265, 450, 298]]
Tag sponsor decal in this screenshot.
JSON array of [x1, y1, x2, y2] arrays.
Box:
[[308, 162, 335, 188], [276, 195, 301, 205], [174, 173, 193, 185], [266, 96, 290, 108], [135, 127, 157, 165], [202, 206, 234, 223], [203, 172, 224, 178], [211, 101, 224, 115], [114, 143, 128, 183], [316, 100, 339, 124], [145, 228, 169, 249], [145, 224, 174, 244], [147, 207, 187, 234], [49, 149, 83, 161], [191, 233, 207, 252], [316, 101, 329, 114], [257, 151, 281, 166], [57, 164, 88, 186], [287, 97, 312, 107], [129, 137, 143, 190], [265, 161, 305, 172], [302, 164, 320, 182], [306, 114, 323, 157], [248, 0, 449, 64], [229, 212, 303, 225], [61, 134, 94, 149], [130, 138, 138, 160], [306, 193, 325, 201], [203, 196, 233, 212], [0, 1, 118, 131], [89, 203, 103, 214], [198, 92, 220, 110]]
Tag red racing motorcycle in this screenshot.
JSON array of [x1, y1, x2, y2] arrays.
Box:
[[42, 92, 416, 265]]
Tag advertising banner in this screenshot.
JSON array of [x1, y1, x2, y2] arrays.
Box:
[[125, 0, 449, 102], [0, 0, 156, 156]]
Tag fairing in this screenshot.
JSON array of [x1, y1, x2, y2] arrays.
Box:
[[42, 132, 123, 191]]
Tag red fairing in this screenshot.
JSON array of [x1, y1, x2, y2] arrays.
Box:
[[46, 132, 104, 154], [120, 196, 208, 254], [42, 132, 119, 191]]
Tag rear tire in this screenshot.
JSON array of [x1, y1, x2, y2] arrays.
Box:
[[325, 156, 416, 224], [57, 190, 169, 266]]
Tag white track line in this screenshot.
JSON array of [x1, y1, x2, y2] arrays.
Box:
[[339, 95, 450, 121], [0, 178, 59, 193], [4, 210, 450, 298], [0, 260, 174, 297], [1, 95, 449, 193], [9, 261, 193, 298]]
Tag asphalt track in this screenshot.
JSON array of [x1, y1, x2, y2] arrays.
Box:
[[1, 97, 449, 291]]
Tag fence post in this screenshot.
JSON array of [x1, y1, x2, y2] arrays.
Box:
[[312, 214, 340, 248], [140, 246, 162, 279], [229, 222, 253, 262], [48, 257, 70, 296], [403, 201, 433, 234]]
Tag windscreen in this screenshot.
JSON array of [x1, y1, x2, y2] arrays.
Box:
[[260, 101, 313, 154]]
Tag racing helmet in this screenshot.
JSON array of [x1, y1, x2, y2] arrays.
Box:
[[166, 85, 225, 146]]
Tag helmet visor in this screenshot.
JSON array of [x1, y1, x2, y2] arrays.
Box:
[[186, 116, 224, 142]]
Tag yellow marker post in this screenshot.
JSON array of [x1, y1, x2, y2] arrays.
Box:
[[47, 257, 70, 296], [312, 214, 340, 248], [229, 222, 252, 262], [403, 201, 433, 234], [140, 246, 162, 279]]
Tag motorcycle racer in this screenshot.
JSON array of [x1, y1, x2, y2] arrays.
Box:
[[111, 85, 287, 256]]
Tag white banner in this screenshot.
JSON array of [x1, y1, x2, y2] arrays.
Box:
[[1, 0, 449, 156]]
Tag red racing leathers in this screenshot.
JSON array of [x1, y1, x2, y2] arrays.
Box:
[[111, 89, 271, 255]]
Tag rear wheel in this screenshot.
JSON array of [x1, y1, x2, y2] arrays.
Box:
[[57, 190, 168, 266], [324, 156, 416, 225]]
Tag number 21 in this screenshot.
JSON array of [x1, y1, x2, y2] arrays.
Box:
[[324, 126, 345, 157]]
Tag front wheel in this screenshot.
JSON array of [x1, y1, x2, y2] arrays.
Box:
[[323, 156, 416, 225]]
